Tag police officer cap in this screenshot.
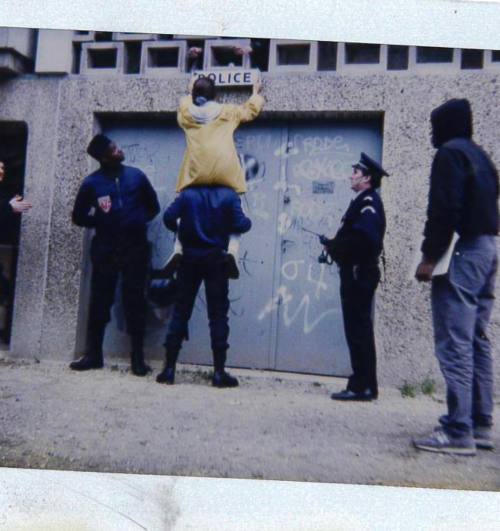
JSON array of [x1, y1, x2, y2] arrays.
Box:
[[87, 134, 113, 160], [352, 152, 389, 180]]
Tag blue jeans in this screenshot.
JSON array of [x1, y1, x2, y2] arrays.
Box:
[[432, 235, 497, 438]]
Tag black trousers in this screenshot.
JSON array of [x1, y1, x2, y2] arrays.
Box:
[[339, 264, 380, 397], [88, 240, 150, 337], [165, 250, 229, 371]]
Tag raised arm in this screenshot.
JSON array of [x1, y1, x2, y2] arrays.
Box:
[[235, 81, 265, 123]]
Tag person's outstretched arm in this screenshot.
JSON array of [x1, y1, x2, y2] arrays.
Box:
[[236, 80, 265, 123]]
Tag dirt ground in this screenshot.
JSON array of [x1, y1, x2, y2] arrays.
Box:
[[0, 357, 499, 491]]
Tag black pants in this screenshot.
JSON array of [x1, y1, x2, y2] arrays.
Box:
[[165, 250, 229, 371], [339, 264, 380, 397], [88, 241, 150, 337]]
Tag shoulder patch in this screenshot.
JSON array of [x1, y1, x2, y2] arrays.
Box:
[[361, 206, 376, 214], [363, 196, 374, 202]]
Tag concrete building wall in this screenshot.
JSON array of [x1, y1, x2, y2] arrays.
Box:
[[0, 77, 61, 358], [0, 71, 499, 389]]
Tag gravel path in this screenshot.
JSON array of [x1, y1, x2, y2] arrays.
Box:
[[0, 358, 498, 491]]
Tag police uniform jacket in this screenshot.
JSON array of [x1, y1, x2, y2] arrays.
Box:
[[324, 189, 386, 267], [163, 186, 251, 258], [72, 164, 160, 258]]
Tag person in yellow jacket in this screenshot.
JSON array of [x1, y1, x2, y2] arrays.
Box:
[[160, 75, 265, 279]]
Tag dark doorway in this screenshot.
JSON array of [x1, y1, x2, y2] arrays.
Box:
[[0, 122, 28, 347]]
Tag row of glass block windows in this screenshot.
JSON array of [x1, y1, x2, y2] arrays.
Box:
[[72, 33, 500, 74]]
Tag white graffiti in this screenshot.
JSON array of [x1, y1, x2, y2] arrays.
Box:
[[274, 179, 287, 192], [293, 157, 344, 182], [281, 259, 305, 281], [281, 260, 328, 299], [274, 141, 299, 159], [277, 212, 293, 235], [302, 135, 351, 157], [244, 133, 275, 152], [273, 179, 302, 196], [248, 191, 270, 220], [307, 262, 328, 299], [257, 285, 340, 335]]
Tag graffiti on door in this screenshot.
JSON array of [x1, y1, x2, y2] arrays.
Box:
[[101, 120, 382, 375]]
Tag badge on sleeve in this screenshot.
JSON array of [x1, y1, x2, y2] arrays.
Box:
[[97, 195, 112, 213]]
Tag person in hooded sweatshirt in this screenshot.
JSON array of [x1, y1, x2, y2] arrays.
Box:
[[414, 99, 499, 456], [70, 135, 160, 377], [158, 75, 264, 280]]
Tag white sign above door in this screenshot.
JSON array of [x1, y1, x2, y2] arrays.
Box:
[[191, 69, 260, 86]]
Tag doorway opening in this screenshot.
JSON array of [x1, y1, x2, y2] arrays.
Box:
[[0, 122, 28, 348]]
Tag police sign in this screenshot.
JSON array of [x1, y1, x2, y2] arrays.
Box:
[[192, 69, 259, 87]]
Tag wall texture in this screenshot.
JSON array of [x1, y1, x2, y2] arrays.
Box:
[[0, 71, 498, 389]]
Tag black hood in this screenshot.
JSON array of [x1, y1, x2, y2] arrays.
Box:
[[430, 99, 473, 148]]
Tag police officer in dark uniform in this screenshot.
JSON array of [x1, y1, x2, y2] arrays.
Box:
[[156, 185, 252, 387], [319, 153, 388, 401], [70, 134, 160, 376]]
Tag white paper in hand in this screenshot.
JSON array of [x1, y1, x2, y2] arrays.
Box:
[[409, 233, 459, 281]]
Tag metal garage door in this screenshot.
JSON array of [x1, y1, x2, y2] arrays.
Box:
[[100, 117, 382, 376]]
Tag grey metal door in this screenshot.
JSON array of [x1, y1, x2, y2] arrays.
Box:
[[271, 121, 383, 375], [100, 120, 186, 355], [99, 117, 382, 376], [177, 124, 284, 368]]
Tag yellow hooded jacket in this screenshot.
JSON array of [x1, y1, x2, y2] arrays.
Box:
[[175, 93, 265, 193]]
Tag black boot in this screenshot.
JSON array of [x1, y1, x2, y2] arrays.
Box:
[[130, 332, 151, 377], [156, 348, 178, 385], [212, 350, 238, 387], [70, 325, 105, 371], [212, 370, 239, 388]]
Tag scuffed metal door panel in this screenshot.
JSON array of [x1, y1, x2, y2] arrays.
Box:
[[101, 120, 186, 356], [182, 124, 284, 368], [101, 120, 283, 369], [271, 121, 383, 375], [98, 117, 383, 377]]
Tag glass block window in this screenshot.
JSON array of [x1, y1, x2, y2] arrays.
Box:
[[318, 42, 337, 71], [88, 48, 117, 68], [148, 47, 180, 68], [387, 45, 409, 70], [461, 49, 483, 69], [416, 47, 453, 63], [277, 44, 311, 65], [345, 44, 380, 64]]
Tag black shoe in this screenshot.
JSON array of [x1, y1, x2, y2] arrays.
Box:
[[156, 367, 175, 385], [224, 253, 240, 280], [130, 347, 152, 377], [212, 371, 239, 388], [154, 253, 182, 279], [69, 354, 103, 371], [330, 389, 375, 402], [131, 359, 152, 377]]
